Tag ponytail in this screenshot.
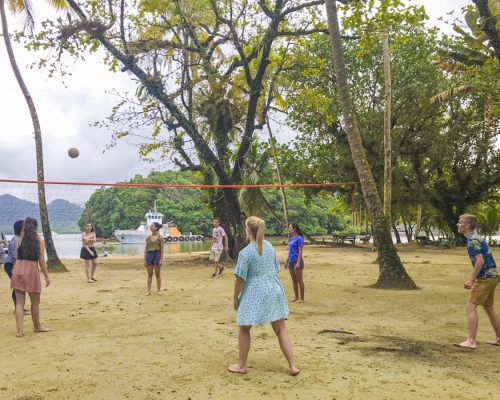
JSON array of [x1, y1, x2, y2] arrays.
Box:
[[290, 223, 303, 237], [256, 219, 265, 255], [246, 216, 266, 255]]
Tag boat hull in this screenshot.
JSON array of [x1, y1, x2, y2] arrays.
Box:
[[115, 231, 205, 244], [115, 230, 149, 244]]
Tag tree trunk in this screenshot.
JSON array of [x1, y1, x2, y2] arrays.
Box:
[[441, 205, 466, 245], [383, 33, 392, 220], [484, 97, 497, 162], [415, 204, 423, 241], [325, 0, 416, 289], [392, 223, 401, 244], [211, 188, 246, 260], [1, 0, 65, 271], [266, 117, 289, 231]]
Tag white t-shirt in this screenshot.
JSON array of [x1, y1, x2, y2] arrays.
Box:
[[211, 226, 226, 252]]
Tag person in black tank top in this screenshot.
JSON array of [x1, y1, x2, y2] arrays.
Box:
[[80, 223, 98, 283]]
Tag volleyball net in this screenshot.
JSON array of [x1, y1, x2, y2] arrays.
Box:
[[0, 178, 361, 241]]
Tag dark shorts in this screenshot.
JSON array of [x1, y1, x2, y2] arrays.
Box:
[[80, 247, 98, 260], [289, 258, 304, 270], [4, 262, 14, 278], [146, 251, 162, 266]]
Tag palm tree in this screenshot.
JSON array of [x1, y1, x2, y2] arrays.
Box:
[[382, 32, 392, 219], [324, 0, 416, 289], [0, 0, 67, 271]]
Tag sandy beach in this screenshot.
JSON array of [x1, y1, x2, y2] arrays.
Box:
[[1, 244, 499, 399]]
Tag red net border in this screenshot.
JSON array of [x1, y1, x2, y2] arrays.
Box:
[[0, 179, 358, 190]]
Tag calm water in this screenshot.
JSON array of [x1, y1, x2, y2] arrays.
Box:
[[4, 233, 211, 259], [63, 234, 212, 258], [6, 234, 288, 259]]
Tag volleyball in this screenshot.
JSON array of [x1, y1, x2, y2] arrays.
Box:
[[68, 147, 80, 158]]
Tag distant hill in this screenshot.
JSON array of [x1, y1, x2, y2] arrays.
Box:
[[0, 194, 83, 234]]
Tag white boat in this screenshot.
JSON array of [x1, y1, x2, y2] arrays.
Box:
[[114, 207, 204, 244]]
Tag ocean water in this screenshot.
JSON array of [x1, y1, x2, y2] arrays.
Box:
[[3, 234, 290, 259], [4, 233, 212, 259]]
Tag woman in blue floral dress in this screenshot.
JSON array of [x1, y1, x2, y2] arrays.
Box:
[[228, 216, 299, 376]]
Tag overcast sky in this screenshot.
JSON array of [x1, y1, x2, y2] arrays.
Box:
[[0, 0, 471, 202]]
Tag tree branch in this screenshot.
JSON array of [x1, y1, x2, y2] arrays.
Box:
[[232, 0, 285, 183], [210, 0, 253, 85], [63, 4, 231, 184], [283, 0, 325, 16]]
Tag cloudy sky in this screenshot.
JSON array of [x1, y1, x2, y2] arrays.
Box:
[[0, 0, 471, 201]]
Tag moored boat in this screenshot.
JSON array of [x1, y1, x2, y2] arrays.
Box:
[[114, 207, 204, 244]]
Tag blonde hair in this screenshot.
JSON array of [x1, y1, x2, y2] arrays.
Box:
[[246, 216, 265, 255], [460, 214, 477, 230]]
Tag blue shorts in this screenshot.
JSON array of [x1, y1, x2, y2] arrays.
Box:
[[289, 258, 304, 270], [146, 251, 162, 266]]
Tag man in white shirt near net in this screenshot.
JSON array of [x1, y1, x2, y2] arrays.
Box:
[[210, 218, 228, 279]]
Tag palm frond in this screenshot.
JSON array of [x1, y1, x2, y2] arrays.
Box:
[[8, 0, 34, 32], [464, 9, 484, 38], [489, 0, 500, 19], [47, 0, 67, 10], [8, 0, 66, 32], [431, 60, 461, 74], [430, 85, 473, 105], [453, 24, 494, 55]]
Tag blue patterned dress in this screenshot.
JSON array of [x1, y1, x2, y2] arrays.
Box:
[[234, 240, 289, 326]]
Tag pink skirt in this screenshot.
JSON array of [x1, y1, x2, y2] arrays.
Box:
[[11, 259, 41, 293]]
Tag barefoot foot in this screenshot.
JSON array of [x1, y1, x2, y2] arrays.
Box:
[[453, 340, 476, 349], [486, 338, 500, 346], [295, 299, 304, 303], [145, 292, 151, 296], [291, 299, 298, 303], [34, 327, 51, 333], [87, 280, 95, 283], [227, 364, 247, 374], [290, 366, 300, 376], [16, 332, 24, 337]]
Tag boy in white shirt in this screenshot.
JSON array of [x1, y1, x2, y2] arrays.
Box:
[[210, 218, 228, 279]]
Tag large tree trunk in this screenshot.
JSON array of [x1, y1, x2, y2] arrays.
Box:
[[1, 0, 65, 271], [211, 188, 246, 259], [325, 0, 416, 289]]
